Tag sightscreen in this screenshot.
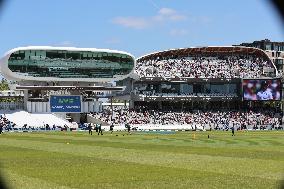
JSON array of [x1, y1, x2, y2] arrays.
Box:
[[50, 95, 81, 112], [243, 79, 281, 101]]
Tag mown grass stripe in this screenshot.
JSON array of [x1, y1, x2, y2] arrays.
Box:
[[2, 135, 283, 161], [0, 138, 283, 181], [2, 169, 73, 189], [0, 146, 282, 189], [3, 132, 284, 152]]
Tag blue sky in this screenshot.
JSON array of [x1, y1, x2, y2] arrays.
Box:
[[0, 0, 283, 57]]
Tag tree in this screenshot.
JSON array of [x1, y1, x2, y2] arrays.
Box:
[[0, 79, 9, 91]]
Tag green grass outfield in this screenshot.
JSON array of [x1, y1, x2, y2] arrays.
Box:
[[0, 131, 283, 189]]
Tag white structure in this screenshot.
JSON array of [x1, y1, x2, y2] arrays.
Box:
[[0, 46, 135, 82], [2, 111, 74, 128], [0, 46, 134, 115]]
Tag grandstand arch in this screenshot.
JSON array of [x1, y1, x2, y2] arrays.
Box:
[[136, 46, 278, 79]]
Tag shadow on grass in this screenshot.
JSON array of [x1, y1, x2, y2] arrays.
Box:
[[0, 169, 9, 189], [279, 179, 284, 189]]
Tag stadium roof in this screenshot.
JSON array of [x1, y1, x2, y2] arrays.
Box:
[[2, 46, 134, 58], [137, 46, 272, 61], [16, 85, 125, 91]]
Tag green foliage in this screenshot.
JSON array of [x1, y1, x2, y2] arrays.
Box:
[[0, 79, 9, 91], [0, 131, 283, 189], [109, 97, 126, 103], [0, 97, 21, 102], [0, 79, 22, 102]]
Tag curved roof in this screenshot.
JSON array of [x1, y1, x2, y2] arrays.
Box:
[[2, 46, 134, 58], [136, 46, 278, 76], [137, 46, 271, 61], [0, 46, 135, 82]]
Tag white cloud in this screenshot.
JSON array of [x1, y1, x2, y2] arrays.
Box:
[[112, 17, 149, 29], [154, 7, 187, 22], [169, 29, 188, 36], [159, 8, 176, 15], [112, 7, 187, 29], [53, 41, 75, 47]]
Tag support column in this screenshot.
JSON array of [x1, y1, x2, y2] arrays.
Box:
[[131, 79, 134, 92], [110, 96, 113, 121], [23, 89, 29, 111], [158, 101, 162, 110], [129, 100, 134, 109], [226, 83, 230, 94]]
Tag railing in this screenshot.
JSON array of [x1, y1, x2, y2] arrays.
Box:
[[0, 102, 24, 110]]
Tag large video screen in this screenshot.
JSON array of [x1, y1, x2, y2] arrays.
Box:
[[243, 79, 281, 101], [50, 95, 81, 112]]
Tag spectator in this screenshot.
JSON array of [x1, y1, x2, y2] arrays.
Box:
[[135, 55, 273, 79]]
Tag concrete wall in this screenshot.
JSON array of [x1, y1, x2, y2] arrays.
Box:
[[87, 114, 110, 126]]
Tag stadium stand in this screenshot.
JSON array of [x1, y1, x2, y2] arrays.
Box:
[[135, 56, 274, 78], [134, 91, 238, 98], [0, 46, 282, 132], [89, 106, 282, 131]]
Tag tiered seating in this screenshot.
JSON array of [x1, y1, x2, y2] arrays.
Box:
[[137, 92, 238, 98], [89, 106, 280, 130], [135, 56, 274, 78]]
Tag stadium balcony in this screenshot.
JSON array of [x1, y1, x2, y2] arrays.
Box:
[[130, 91, 240, 101]]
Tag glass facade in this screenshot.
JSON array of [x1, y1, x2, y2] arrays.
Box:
[[180, 84, 193, 93], [209, 84, 237, 93], [8, 50, 134, 79], [134, 82, 238, 95], [265, 44, 272, 50]]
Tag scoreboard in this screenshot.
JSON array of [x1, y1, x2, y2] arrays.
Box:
[[50, 95, 81, 112]]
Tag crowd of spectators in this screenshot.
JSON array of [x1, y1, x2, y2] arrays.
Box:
[[90, 106, 282, 130], [0, 114, 15, 131], [135, 56, 273, 78], [134, 91, 238, 98]]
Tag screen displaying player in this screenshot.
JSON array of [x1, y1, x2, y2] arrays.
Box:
[[243, 79, 281, 101]]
